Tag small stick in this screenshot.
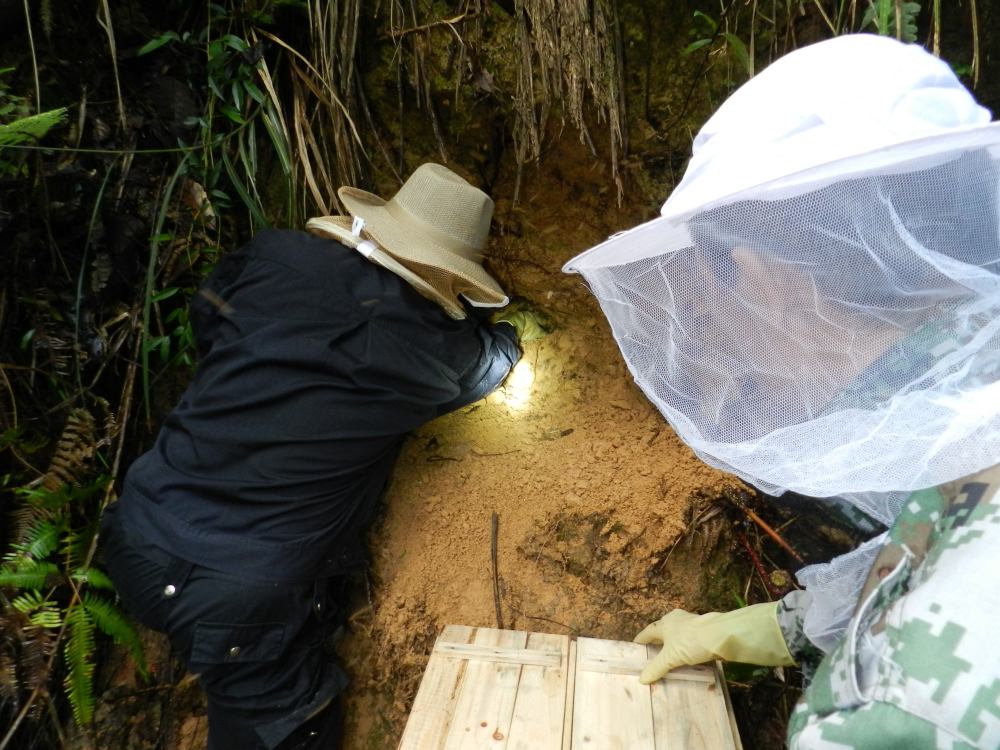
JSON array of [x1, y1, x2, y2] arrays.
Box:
[[741, 506, 804, 564], [737, 532, 780, 600], [509, 607, 577, 635], [491, 511, 504, 630], [381, 11, 474, 40], [471, 448, 519, 457]]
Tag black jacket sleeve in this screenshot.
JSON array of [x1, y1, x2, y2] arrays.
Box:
[[436, 321, 520, 416]]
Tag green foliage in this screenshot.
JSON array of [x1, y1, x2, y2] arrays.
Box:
[[0, 108, 67, 147], [132, 6, 300, 418], [63, 606, 96, 725], [0, 561, 59, 589], [1, 438, 143, 727], [137, 10, 286, 230], [11, 590, 61, 629], [0, 68, 67, 178], [680, 10, 753, 83], [71, 566, 114, 591], [862, 0, 921, 42], [83, 593, 147, 678]]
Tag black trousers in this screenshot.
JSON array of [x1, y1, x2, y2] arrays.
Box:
[[100, 504, 348, 749]]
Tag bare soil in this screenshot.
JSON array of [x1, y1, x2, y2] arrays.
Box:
[[338, 155, 744, 748]]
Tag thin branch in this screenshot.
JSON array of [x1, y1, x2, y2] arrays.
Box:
[[970, 0, 980, 87], [491, 511, 504, 629], [381, 11, 475, 40], [742, 506, 805, 564], [96, 0, 127, 131], [737, 532, 780, 599], [21, 0, 40, 111]]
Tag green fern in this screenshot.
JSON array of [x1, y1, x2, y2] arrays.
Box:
[[83, 592, 148, 678], [11, 590, 53, 614], [862, 0, 921, 42], [0, 107, 66, 147], [63, 605, 96, 725], [61, 516, 98, 570], [1, 445, 145, 732], [71, 566, 114, 591], [29, 608, 62, 630], [11, 591, 62, 630], [18, 477, 106, 512], [16, 518, 65, 561], [0, 560, 59, 589]]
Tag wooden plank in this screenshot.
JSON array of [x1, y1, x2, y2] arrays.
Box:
[[505, 632, 570, 750], [400, 629, 741, 750], [577, 649, 715, 682], [442, 627, 528, 750], [647, 649, 738, 750], [571, 638, 656, 749], [714, 661, 744, 750], [434, 641, 563, 668], [398, 625, 476, 750]]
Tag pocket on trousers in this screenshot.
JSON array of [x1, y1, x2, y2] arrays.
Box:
[[100, 517, 171, 629], [190, 622, 287, 665]]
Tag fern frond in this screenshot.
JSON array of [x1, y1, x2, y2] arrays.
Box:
[[16, 517, 64, 560], [0, 649, 19, 706], [71, 566, 114, 591], [17, 483, 70, 510], [11, 590, 54, 614], [28, 608, 61, 629], [11, 591, 62, 630], [62, 519, 96, 572], [63, 606, 96, 725], [0, 108, 66, 146], [92, 395, 120, 447], [0, 561, 59, 590], [7, 505, 46, 554], [19, 623, 56, 695], [41, 409, 97, 491], [83, 593, 147, 678], [18, 476, 106, 511]]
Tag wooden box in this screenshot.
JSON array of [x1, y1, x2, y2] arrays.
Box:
[[398, 625, 742, 750]]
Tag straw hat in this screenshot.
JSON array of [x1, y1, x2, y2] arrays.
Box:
[[307, 163, 508, 319], [565, 34, 1000, 272]]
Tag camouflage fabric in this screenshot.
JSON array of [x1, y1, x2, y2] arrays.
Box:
[[822, 312, 1000, 415], [777, 590, 824, 682], [783, 464, 1000, 749]]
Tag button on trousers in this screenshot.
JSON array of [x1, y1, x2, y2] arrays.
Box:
[[100, 504, 348, 749]]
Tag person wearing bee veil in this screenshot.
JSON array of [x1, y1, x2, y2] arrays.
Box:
[[565, 35, 1000, 748]]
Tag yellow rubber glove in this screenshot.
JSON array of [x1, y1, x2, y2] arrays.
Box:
[[491, 304, 553, 343], [633, 602, 795, 684]]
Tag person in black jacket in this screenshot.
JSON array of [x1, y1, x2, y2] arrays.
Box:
[[99, 164, 527, 750]]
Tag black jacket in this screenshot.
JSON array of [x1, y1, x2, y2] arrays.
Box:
[[115, 229, 519, 581]]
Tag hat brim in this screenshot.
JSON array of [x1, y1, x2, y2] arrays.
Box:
[[338, 186, 508, 306], [306, 216, 467, 319], [566, 122, 1000, 273]]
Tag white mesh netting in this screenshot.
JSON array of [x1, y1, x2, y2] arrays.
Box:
[[571, 150, 1000, 508], [565, 35, 1000, 652], [795, 534, 888, 653]]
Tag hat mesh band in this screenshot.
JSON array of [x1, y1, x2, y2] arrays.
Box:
[[392, 166, 491, 252], [383, 199, 484, 262]]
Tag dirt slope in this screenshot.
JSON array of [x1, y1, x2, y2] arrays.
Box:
[[340, 156, 742, 747]]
